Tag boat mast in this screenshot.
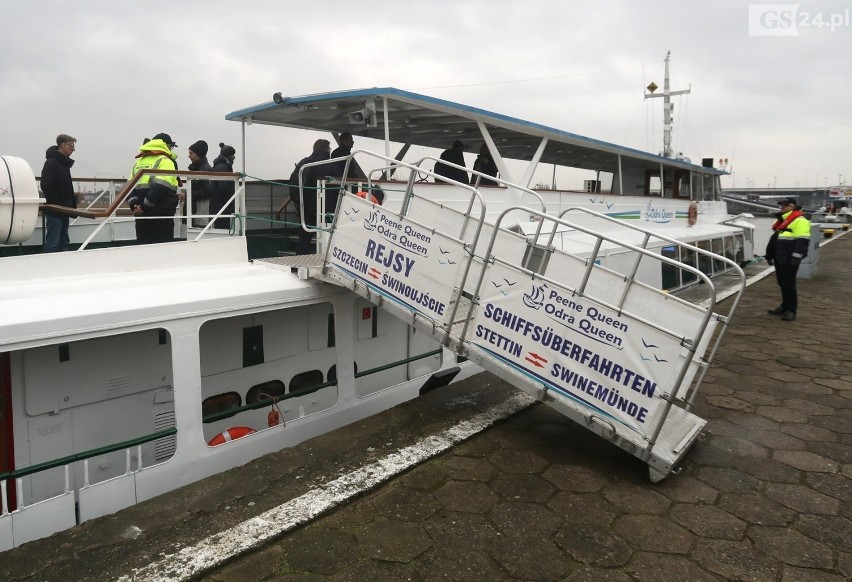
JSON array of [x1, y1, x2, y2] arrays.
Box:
[[644, 51, 691, 158]]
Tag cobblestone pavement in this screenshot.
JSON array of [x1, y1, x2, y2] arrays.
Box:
[[1, 238, 850, 582], [203, 239, 852, 582]]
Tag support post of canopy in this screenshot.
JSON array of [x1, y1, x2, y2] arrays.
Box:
[[383, 97, 390, 161], [519, 137, 548, 191], [617, 154, 624, 194], [477, 121, 512, 184]]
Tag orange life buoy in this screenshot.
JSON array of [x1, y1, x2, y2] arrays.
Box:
[[687, 201, 698, 226], [355, 191, 380, 204], [207, 426, 256, 446]]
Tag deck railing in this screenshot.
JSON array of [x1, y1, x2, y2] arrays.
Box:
[[0, 427, 176, 516]]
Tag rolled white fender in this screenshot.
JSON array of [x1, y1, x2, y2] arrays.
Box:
[[0, 156, 43, 245]]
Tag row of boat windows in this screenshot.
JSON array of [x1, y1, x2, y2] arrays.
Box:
[[201, 364, 353, 419], [661, 235, 744, 291]]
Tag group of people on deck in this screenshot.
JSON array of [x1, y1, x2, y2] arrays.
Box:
[[434, 140, 499, 186], [40, 130, 502, 253], [39, 133, 238, 249]]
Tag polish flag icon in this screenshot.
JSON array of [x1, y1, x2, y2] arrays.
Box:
[[368, 267, 381, 280], [525, 352, 548, 368]]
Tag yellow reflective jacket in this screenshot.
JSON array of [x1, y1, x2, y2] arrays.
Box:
[[127, 139, 179, 216]]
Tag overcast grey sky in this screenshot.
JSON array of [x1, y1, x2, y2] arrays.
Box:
[[1, 0, 849, 190]]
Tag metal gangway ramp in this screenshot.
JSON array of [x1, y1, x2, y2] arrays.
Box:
[[267, 151, 745, 482]]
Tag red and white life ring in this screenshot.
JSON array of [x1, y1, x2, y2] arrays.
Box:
[[687, 201, 698, 226], [207, 426, 256, 446], [355, 191, 381, 204]]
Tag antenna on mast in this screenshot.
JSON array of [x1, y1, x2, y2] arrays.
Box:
[[644, 51, 691, 158]]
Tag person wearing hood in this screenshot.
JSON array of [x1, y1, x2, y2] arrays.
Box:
[[127, 133, 179, 244], [209, 142, 236, 229], [40, 134, 77, 252], [434, 140, 468, 184]]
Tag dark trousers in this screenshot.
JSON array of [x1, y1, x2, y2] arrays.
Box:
[[135, 216, 175, 244], [44, 214, 70, 252], [775, 263, 800, 313]]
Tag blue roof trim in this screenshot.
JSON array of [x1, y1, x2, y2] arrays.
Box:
[[225, 87, 725, 175]]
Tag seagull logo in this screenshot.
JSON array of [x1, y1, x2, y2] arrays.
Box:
[[491, 278, 517, 296], [641, 339, 658, 348], [525, 352, 548, 368]]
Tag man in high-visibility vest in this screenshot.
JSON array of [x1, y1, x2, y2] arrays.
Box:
[[766, 197, 810, 321], [127, 133, 179, 244]]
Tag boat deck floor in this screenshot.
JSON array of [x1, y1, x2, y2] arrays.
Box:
[[2, 234, 850, 581]]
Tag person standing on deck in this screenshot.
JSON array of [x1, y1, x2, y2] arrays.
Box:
[[180, 140, 212, 226], [434, 140, 468, 184], [209, 142, 236, 229], [766, 197, 810, 321], [471, 143, 498, 186], [40, 133, 77, 252], [293, 139, 332, 255], [127, 133, 179, 244]]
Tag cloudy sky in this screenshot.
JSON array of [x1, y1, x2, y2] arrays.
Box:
[[1, 0, 848, 191]]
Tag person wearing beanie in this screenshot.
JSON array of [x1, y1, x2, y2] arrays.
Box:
[[209, 142, 237, 229], [189, 140, 208, 158], [185, 140, 212, 226]]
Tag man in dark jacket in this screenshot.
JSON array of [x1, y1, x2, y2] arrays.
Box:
[[766, 197, 811, 321], [434, 140, 468, 184], [40, 133, 77, 252], [471, 143, 499, 186], [292, 139, 332, 254], [183, 140, 212, 226], [209, 143, 236, 229]]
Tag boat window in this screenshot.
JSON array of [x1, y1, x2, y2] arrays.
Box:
[[711, 239, 725, 273], [645, 171, 662, 197], [680, 245, 698, 285], [660, 246, 680, 290], [696, 240, 712, 275], [702, 174, 714, 201], [327, 362, 357, 383], [246, 380, 286, 404], [290, 370, 324, 394], [674, 171, 690, 198], [202, 392, 241, 418]]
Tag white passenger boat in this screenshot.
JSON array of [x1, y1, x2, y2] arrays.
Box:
[[0, 75, 746, 551]]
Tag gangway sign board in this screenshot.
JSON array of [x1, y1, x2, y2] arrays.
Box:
[[326, 194, 466, 327], [470, 260, 690, 438]]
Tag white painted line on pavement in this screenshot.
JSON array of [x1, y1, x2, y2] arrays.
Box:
[[118, 391, 536, 582]]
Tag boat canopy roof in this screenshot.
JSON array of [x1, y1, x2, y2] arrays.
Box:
[[225, 87, 724, 177]]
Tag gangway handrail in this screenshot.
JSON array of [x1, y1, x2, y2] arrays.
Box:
[[554, 205, 746, 303], [465, 204, 744, 455], [554, 204, 746, 408], [307, 149, 490, 337]]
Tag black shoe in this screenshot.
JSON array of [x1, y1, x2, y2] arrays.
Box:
[[767, 307, 785, 315], [781, 311, 796, 321]]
